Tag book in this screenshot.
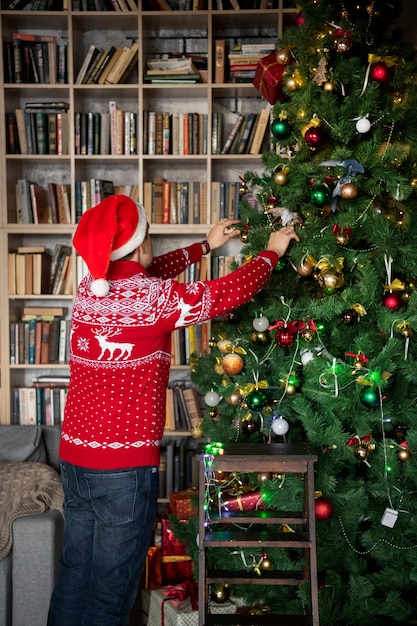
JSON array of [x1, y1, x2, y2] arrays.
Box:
[[97, 47, 123, 84], [17, 178, 33, 223], [75, 44, 100, 84], [221, 113, 244, 154], [249, 108, 270, 155], [33, 251, 52, 294], [15, 109, 28, 154], [236, 112, 257, 154], [29, 183, 51, 223], [214, 39, 227, 84], [92, 46, 116, 84], [56, 183, 71, 223], [182, 387, 201, 428]]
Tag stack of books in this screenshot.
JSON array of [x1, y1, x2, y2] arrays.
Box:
[[144, 56, 200, 83], [228, 42, 275, 83]]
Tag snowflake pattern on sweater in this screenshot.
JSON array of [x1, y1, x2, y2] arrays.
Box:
[[60, 242, 278, 470]]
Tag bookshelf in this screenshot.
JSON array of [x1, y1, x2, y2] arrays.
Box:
[[0, 1, 296, 424]]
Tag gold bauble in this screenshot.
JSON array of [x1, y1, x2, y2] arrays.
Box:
[[398, 448, 411, 461], [260, 555, 272, 570], [355, 443, 370, 461], [297, 260, 314, 277], [257, 472, 272, 482], [323, 80, 335, 91], [285, 76, 299, 91], [335, 36, 352, 53], [340, 182, 358, 199], [227, 391, 241, 406], [222, 352, 244, 375], [217, 339, 233, 354], [191, 419, 204, 438], [301, 328, 316, 342], [317, 269, 344, 293], [240, 229, 249, 243], [276, 47, 292, 65], [285, 383, 297, 395], [214, 362, 224, 375], [211, 583, 230, 604], [335, 232, 349, 245], [274, 170, 288, 185]]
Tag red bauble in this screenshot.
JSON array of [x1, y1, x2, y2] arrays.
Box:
[[295, 11, 304, 25], [275, 327, 295, 347], [369, 61, 393, 85], [315, 496, 334, 520], [305, 126, 326, 149], [382, 291, 403, 310]]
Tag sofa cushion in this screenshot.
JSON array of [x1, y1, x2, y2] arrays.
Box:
[[0, 425, 46, 464]]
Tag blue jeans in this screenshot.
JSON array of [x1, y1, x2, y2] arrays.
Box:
[[48, 461, 158, 626]]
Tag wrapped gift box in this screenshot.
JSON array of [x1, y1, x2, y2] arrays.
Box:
[[162, 518, 193, 585], [170, 488, 198, 519], [146, 587, 237, 626], [147, 586, 198, 626], [253, 52, 287, 105]]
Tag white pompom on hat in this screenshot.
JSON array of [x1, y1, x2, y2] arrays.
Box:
[[73, 194, 148, 297]]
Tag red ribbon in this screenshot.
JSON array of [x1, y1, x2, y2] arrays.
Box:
[[345, 352, 368, 363], [347, 434, 372, 447], [332, 224, 353, 235], [332, 29, 353, 38], [161, 581, 198, 626], [268, 320, 299, 332], [298, 319, 318, 332]]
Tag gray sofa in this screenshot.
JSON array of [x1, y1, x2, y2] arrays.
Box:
[[0, 425, 64, 626]]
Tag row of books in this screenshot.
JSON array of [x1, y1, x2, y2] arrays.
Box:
[[12, 377, 69, 427], [72, 0, 137, 10], [219, 108, 270, 154], [16, 179, 71, 224], [4, 33, 67, 85], [159, 438, 199, 498], [9, 308, 70, 365], [143, 110, 208, 156], [74, 104, 138, 156], [211, 253, 243, 279], [76, 42, 138, 85], [74, 180, 139, 220], [8, 246, 72, 296], [172, 322, 209, 366], [143, 178, 209, 225], [8, 103, 69, 155]]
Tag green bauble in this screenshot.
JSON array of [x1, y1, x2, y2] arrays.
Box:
[[271, 117, 291, 140], [359, 387, 380, 408], [310, 183, 331, 207], [246, 389, 268, 410]]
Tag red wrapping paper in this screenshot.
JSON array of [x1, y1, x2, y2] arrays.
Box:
[[161, 519, 193, 584], [253, 52, 287, 105], [170, 488, 198, 519]]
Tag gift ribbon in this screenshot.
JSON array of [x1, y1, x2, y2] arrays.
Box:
[[268, 320, 299, 332], [162, 555, 192, 563], [161, 581, 198, 626]]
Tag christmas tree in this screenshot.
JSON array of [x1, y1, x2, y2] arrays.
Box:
[[174, 1, 417, 624]]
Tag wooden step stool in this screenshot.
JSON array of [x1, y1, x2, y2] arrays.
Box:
[[197, 443, 319, 626]]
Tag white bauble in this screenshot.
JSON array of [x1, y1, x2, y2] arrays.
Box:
[[204, 390, 221, 407], [356, 117, 371, 133], [300, 349, 315, 365], [253, 315, 270, 332], [271, 417, 290, 435]]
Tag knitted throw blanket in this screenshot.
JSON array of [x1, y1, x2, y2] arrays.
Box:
[[0, 461, 64, 560]]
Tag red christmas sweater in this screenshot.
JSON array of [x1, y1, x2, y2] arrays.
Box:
[[60, 242, 278, 469]]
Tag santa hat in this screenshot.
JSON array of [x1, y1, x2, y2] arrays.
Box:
[[73, 194, 148, 297]]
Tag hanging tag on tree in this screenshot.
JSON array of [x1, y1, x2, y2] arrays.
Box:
[[381, 507, 398, 528]]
